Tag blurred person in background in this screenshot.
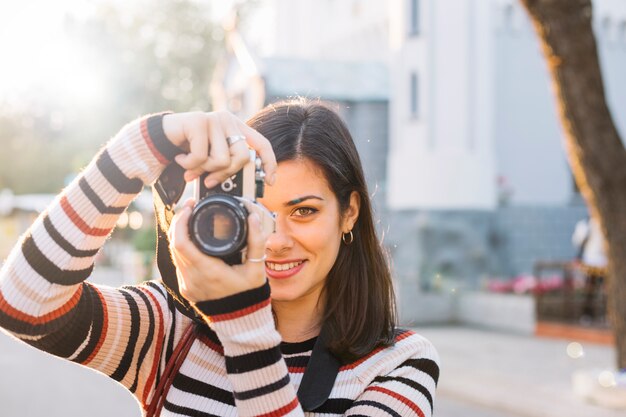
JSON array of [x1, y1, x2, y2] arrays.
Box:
[[572, 215, 608, 324], [0, 99, 439, 416]]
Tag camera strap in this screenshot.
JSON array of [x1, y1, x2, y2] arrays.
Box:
[[153, 162, 204, 322]]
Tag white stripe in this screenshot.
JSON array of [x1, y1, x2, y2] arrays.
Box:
[[95, 291, 124, 373], [67, 322, 93, 361]]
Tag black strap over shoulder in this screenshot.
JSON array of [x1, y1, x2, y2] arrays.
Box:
[[297, 325, 342, 411]]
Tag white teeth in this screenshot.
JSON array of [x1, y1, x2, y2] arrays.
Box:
[[266, 261, 304, 271]]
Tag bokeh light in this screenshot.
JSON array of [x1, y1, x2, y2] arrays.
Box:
[[598, 370, 617, 388], [566, 342, 584, 359]]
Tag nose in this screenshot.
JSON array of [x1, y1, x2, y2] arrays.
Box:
[[265, 217, 293, 255]]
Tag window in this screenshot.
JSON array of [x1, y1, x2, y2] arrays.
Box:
[[408, 0, 419, 36], [410, 72, 418, 118]]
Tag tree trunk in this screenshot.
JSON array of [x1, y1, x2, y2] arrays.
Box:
[[520, 0, 626, 369]]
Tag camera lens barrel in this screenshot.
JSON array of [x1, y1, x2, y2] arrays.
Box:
[[188, 194, 248, 258]]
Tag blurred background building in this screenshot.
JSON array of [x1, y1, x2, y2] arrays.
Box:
[[211, 0, 626, 331], [1, 0, 624, 333]]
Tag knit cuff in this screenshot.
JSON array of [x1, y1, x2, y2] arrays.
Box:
[[194, 281, 271, 322], [144, 113, 185, 163], [193, 281, 279, 354]]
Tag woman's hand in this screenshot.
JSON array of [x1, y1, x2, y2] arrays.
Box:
[[162, 111, 277, 188], [168, 199, 270, 303]]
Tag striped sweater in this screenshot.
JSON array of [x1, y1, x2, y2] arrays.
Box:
[[0, 114, 440, 416]]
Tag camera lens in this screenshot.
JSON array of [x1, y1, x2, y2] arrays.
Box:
[[189, 195, 248, 257]]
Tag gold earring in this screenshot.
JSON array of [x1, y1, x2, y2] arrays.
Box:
[[342, 230, 354, 245]]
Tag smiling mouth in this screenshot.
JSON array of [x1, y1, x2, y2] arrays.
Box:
[[266, 260, 305, 271]]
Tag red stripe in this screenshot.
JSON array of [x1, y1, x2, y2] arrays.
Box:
[[366, 386, 425, 417], [209, 298, 271, 322], [140, 119, 169, 165], [288, 366, 306, 374], [82, 285, 108, 366], [139, 286, 165, 405], [341, 330, 415, 370], [395, 330, 414, 341], [254, 397, 299, 417], [61, 196, 112, 237], [198, 333, 224, 354], [341, 346, 384, 370], [0, 285, 83, 325]]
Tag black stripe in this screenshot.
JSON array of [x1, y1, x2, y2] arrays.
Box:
[[73, 284, 106, 363], [109, 290, 141, 382], [164, 293, 178, 363], [234, 374, 290, 401], [374, 376, 433, 413], [26, 287, 93, 357], [22, 234, 93, 285], [172, 373, 235, 406], [145, 281, 167, 299], [202, 327, 222, 346], [96, 149, 143, 195], [351, 400, 402, 417], [195, 281, 270, 317], [225, 346, 281, 374], [311, 398, 353, 414], [43, 216, 100, 258], [280, 336, 317, 354], [163, 400, 222, 417], [146, 114, 185, 161], [285, 355, 310, 368], [78, 177, 126, 215], [126, 287, 156, 393], [399, 358, 440, 385]]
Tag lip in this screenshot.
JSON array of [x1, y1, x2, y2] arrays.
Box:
[[265, 259, 307, 280]]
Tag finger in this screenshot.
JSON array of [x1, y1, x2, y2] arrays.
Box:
[[240, 123, 277, 185], [169, 205, 201, 262], [245, 211, 267, 271], [203, 113, 231, 172], [174, 125, 210, 182], [201, 137, 251, 188]]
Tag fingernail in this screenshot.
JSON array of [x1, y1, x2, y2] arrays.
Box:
[[205, 178, 219, 189], [268, 173, 277, 186]]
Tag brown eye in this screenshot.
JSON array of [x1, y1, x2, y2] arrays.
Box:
[[293, 207, 318, 217]]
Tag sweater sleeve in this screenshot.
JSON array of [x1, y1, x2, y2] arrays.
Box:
[[194, 281, 305, 417], [0, 114, 184, 406], [345, 332, 440, 417]]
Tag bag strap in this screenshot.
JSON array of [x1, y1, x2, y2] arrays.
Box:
[[146, 323, 197, 417]]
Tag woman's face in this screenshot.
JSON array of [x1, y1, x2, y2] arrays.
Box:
[[258, 158, 359, 305]]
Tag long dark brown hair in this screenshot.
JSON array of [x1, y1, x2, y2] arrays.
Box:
[[248, 98, 397, 361]]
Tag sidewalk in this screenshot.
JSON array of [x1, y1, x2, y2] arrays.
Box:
[[417, 326, 624, 417]]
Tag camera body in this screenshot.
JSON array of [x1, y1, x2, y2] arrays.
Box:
[[188, 150, 275, 265]]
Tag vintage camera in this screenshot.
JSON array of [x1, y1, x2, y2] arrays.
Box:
[[155, 150, 275, 265], [189, 150, 275, 264]]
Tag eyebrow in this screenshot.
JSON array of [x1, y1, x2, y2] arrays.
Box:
[[284, 195, 324, 207]]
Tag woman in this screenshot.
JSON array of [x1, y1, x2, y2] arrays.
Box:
[[0, 99, 439, 416]]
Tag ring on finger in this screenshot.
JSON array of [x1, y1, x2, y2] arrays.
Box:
[[247, 254, 267, 263], [226, 135, 246, 147]]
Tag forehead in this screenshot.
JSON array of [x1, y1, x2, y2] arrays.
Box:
[[265, 158, 333, 199]]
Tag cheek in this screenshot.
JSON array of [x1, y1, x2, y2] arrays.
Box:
[[294, 217, 342, 263]]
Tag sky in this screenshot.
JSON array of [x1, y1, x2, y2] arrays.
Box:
[[0, 0, 106, 104], [0, 0, 245, 105]]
